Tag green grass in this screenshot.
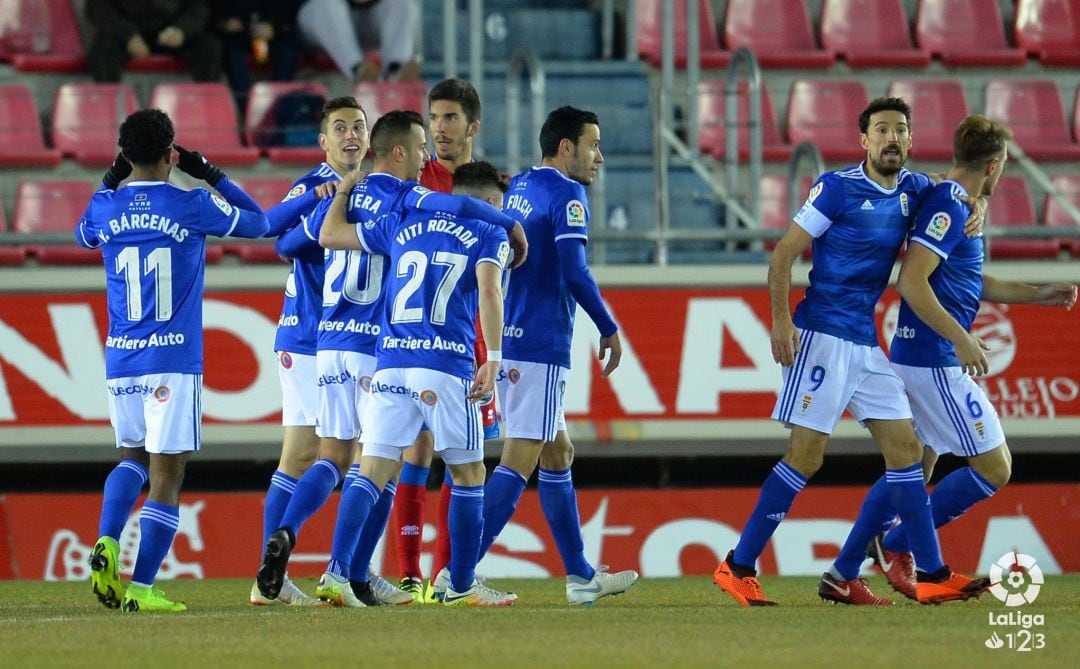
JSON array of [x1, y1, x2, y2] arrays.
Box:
[[1, 576, 1077, 668]]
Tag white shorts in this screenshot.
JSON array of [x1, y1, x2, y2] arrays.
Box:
[[893, 363, 1006, 457], [772, 329, 911, 433], [315, 350, 376, 441], [497, 360, 567, 442], [361, 367, 484, 464], [276, 351, 317, 427], [106, 373, 202, 454]]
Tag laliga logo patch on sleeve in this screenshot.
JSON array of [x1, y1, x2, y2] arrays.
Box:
[[926, 211, 951, 241], [211, 193, 234, 216], [807, 182, 823, 204], [566, 199, 587, 227], [497, 241, 511, 267], [282, 183, 306, 202]]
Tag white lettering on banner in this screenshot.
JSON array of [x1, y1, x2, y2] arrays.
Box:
[[581, 497, 635, 566], [0, 304, 107, 421], [201, 300, 279, 421], [476, 524, 553, 577], [978, 376, 1079, 419], [565, 304, 665, 415], [639, 519, 740, 576], [772, 519, 854, 576], [676, 299, 779, 413], [976, 517, 1062, 576]]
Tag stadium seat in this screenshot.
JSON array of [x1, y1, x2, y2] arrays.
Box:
[[351, 81, 428, 119], [8, 0, 85, 73], [915, 0, 1027, 67], [148, 83, 260, 165], [696, 81, 791, 161], [245, 82, 330, 164], [785, 80, 869, 162], [886, 80, 969, 161], [51, 83, 139, 166], [760, 174, 812, 256], [0, 85, 62, 166], [224, 178, 302, 263], [723, 0, 834, 68], [0, 197, 25, 265], [986, 175, 1059, 259], [1015, 0, 1080, 66], [635, 0, 729, 68], [984, 79, 1080, 161], [1043, 175, 1080, 257], [820, 0, 931, 67], [14, 180, 101, 264]]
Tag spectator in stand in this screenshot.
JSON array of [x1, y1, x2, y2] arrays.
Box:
[[297, 0, 421, 83], [213, 1, 303, 110], [86, 0, 223, 82]]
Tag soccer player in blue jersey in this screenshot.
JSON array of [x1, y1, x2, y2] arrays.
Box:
[[437, 106, 639, 606], [257, 110, 524, 606], [250, 96, 369, 607], [81, 109, 269, 613], [714, 97, 989, 607], [828, 115, 1077, 603], [317, 159, 517, 606]]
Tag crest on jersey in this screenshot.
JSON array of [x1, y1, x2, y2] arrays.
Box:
[[799, 394, 812, 413], [210, 193, 234, 216], [359, 376, 372, 393], [153, 386, 171, 403], [279, 352, 293, 369], [807, 182, 823, 204], [508, 368, 521, 384], [282, 184, 306, 202], [899, 192, 909, 216], [926, 211, 951, 241], [496, 241, 511, 267], [420, 390, 438, 406], [566, 200, 587, 227], [135, 193, 148, 202]]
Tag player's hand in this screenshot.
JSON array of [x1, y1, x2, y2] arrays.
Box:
[[336, 169, 366, 197], [1032, 283, 1078, 309], [960, 194, 987, 237], [507, 222, 528, 269], [468, 360, 499, 402], [954, 332, 990, 376], [598, 332, 622, 377], [102, 152, 132, 190], [127, 34, 150, 58], [314, 181, 339, 199], [771, 318, 801, 366], [174, 144, 225, 186], [157, 26, 184, 48]]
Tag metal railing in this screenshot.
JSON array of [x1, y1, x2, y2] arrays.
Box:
[[504, 50, 546, 176], [443, 0, 486, 156]]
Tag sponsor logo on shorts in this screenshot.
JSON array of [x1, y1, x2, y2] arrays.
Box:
[[359, 375, 372, 393], [108, 383, 153, 397], [800, 394, 813, 413], [279, 352, 293, 369], [926, 211, 951, 241], [318, 371, 353, 387], [508, 368, 522, 384], [153, 386, 171, 403], [421, 390, 438, 406]]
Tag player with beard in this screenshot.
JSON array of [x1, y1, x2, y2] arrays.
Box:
[[713, 97, 990, 606]]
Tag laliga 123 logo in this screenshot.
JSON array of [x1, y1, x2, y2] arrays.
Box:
[[990, 552, 1043, 607]]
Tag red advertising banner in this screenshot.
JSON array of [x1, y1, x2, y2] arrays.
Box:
[[1, 289, 1078, 431], [2, 484, 1077, 581]]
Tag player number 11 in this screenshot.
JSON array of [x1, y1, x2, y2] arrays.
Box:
[[115, 245, 172, 321]]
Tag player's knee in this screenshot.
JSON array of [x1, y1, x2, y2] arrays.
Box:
[[975, 454, 1011, 489], [783, 450, 822, 478]]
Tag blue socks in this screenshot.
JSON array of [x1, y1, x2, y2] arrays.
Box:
[[478, 465, 528, 559], [343, 463, 360, 490], [885, 466, 997, 553], [732, 461, 807, 569], [448, 484, 484, 592], [327, 476, 380, 580], [832, 475, 892, 580], [279, 459, 341, 536], [886, 464, 944, 574], [538, 468, 594, 581], [262, 471, 298, 545], [349, 481, 397, 582], [399, 461, 430, 487], [98, 460, 148, 540], [130, 500, 178, 587]]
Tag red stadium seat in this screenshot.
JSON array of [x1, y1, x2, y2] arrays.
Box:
[[51, 83, 139, 166], [785, 80, 869, 162], [984, 79, 1080, 161], [635, 0, 729, 68], [225, 178, 305, 264], [245, 82, 330, 164], [351, 81, 428, 120], [986, 176, 1059, 259], [697, 81, 791, 161], [14, 180, 101, 265], [1015, 0, 1080, 66], [760, 174, 812, 256], [0, 85, 62, 166], [9, 0, 86, 73], [148, 83, 259, 165], [915, 0, 1026, 67], [820, 0, 931, 67], [886, 80, 969, 161], [723, 0, 834, 69], [1043, 175, 1080, 257]]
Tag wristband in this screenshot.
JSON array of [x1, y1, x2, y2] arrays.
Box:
[[486, 350, 502, 363]]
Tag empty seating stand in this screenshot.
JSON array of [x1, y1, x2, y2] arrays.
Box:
[[6, 0, 85, 73], [986, 175, 1059, 259], [984, 79, 1080, 161], [636, 0, 729, 68], [244, 82, 331, 164], [916, 0, 1026, 67], [0, 199, 27, 266], [1015, 0, 1080, 66], [696, 81, 791, 161], [14, 180, 100, 264], [760, 174, 812, 256], [1043, 175, 1080, 257], [224, 178, 298, 264], [51, 83, 139, 166], [149, 83, 259, 166], [0, 85, 62, 166], [351, 81, 428, 119], [886, 80, 969, 160], [785, 80, 869, 162], [820, 0, 931, 67], [723, 0, 834, 68]]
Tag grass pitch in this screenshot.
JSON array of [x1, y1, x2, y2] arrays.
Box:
[[1, 575, 1077, 668]]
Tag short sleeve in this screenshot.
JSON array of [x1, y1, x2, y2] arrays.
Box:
[[793, 173, 843, 238], [357, 212, 396, 255], [552, 182, 590, 243], [75, 200, 101, 248], [909, 200, 969, 259], [477, 225, 510, 269]]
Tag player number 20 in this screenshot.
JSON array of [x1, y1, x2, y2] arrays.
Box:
[[391, 250, 468, 326], [324, 249, 384, 307]]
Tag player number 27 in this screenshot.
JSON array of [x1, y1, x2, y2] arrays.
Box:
[[391, 250, 467, 326], [115, 246, 172, 321]]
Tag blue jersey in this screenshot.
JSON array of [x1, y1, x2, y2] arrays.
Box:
[[75, 180, 268, 378], [501, 166, 591, 368], [359, 208, 510, 379], [273, 163, 340, 355], [792, 163, 934, 346], [890, 181, 984, 368]]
